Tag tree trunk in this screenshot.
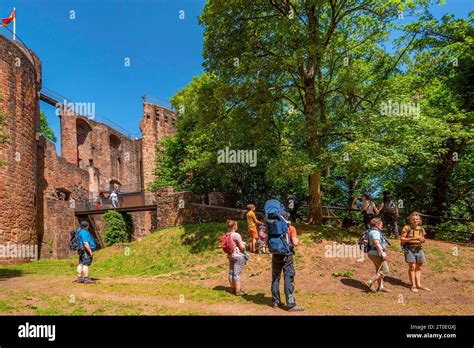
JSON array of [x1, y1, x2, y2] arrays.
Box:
[[307, 171, 323, 224], [431, 139, 466, 220]]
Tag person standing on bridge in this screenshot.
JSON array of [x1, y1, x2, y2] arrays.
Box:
[[109, 190, 119, 209], [95, 192, 104, 210]]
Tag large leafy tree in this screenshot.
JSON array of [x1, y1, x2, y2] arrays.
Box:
[[390, 11, 474, 218], [199, 0, 432, 224]]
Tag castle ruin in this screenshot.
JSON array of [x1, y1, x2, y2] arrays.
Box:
[[0, 34, 176, 262]]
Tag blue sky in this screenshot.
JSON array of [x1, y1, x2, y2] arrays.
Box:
[[0, 0, 471, 150]]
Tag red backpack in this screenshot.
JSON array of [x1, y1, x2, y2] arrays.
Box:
[[220, 233, 235, 254]]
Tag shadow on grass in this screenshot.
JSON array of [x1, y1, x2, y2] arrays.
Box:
[[213, 285, 234, 294], [0, 268, 24, 280], [181, 223, 224, 254], [213, 286, 273, 307], [242, 292, 273, 307], [340, 277, 371, 292], [384, 276, 412, 289]]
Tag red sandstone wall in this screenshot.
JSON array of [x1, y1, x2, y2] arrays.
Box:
[[60, 113, 142, 195], [37, 138, 90, 258], [140, 102, 177, 191], [0, 35, 42, 263]]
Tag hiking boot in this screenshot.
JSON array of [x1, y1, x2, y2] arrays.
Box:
[[76, 277, 84, 283], [272, 303, 284, 310], [234, 290, 246, 296], [84, 277, 91, 284], [287, 305, 304, 312]]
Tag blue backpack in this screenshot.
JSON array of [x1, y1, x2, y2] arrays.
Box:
[[264, 199, 292, 255]]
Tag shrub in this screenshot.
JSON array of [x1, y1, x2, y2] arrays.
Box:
[[434, 221, 473, 243], [104, 211, 132, 246]]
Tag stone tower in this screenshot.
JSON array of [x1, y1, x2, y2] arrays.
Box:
[[139, 102, 177, 191], [0, 34, 42, 263]]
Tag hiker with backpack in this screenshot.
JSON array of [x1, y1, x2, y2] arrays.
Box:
[[265, 199, 304, 312], [400, 212, 431, 293], [246, 204, 263, 253], [220, 220, 248, 296], [365, 218, 391, 293], [72, 221, 97, 284], [361, 194, 379, 229], [379, 191, 399, 238]]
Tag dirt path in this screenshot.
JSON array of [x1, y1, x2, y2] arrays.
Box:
[[0, 239, 472, 315]]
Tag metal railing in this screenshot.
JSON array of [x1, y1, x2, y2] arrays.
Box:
[[75, 192, 156, 212]]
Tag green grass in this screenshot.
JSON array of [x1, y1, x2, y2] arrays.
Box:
[[425, 245, 464, 272], [3, 223, 226, 278]]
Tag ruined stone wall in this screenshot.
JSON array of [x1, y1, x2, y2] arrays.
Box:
[[60, 113, 142, 196], [41, 199, 76, 259], [37, 138, 89, 258], [155, 187, 265, 229], [140, 102, 177, 191], [0, 35, 42, 263]]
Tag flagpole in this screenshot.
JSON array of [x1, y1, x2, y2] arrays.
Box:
[[13, 7, 16, 41]]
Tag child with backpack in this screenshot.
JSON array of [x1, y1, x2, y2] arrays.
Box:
[[257, 225, 269, 254], [265, 199, 304, 312], [220, 220, 248, 296], [400, 212, 431, 292]]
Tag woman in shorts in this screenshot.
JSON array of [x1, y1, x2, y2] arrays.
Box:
[[225, 220, 248, 295], [400, 212, 431, 292]]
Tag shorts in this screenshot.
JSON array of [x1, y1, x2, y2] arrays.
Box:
[[228, 255, 246, 282], [79, 250, 93, 266], [368, 253, 389, 277], [248, 227, 258, 239], [404, 247, 425, 264]]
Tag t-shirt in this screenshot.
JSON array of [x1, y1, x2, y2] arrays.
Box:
[[364, 200, 375, 215], [368, 228, 386, 256], [229, 232, 243, 258], [247, 210, 258, 230], [77, 229, 96, 251], [402, 225, 425, 245]]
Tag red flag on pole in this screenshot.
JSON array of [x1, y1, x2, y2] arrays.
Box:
[[1, 8, 16, 27]]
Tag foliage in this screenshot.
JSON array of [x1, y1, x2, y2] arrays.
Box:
[[103, 211, 132, 247], [152, 2, 473, 224], [39, 110, 57, 143], [434, 221, 473, 243]]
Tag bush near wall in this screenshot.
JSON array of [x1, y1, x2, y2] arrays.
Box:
[[104, 210, 133, 246]]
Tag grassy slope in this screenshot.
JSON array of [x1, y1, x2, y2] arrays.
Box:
[[0, 222, 473, 315], [2, 223, 226, 278]]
